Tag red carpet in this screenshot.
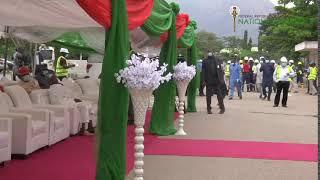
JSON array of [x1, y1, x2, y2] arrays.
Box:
[[0, 136, 96, 180], [145, 139, 318, 162]]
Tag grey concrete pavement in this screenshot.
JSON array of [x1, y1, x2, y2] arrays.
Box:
[[165, 92, 317, 144], [127, 156, 317, 180]]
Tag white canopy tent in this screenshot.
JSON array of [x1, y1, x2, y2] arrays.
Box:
[[0, 0, 98, 28], [0, 0, 162, 56]]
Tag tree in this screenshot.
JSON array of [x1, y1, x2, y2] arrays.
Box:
[[222, 36, 242, 48], [242, 30, 248, 49], [259, 0, 317, 60], [248, 37, 253, 50], [195, 30, 224, 57]]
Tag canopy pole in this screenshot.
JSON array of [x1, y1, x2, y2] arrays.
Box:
[[33, 43, 38, 76], [2, 26, 9, 77]]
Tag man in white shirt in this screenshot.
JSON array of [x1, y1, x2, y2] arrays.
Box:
[[273, 57, 295, 107], [48, 84, 95, 135], [256, 60, 263, 98]]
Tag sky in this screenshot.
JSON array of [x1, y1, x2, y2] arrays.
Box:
[[269, 0, 278, 5], [269, 0, 295, 8]]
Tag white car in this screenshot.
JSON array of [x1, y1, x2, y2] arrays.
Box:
[[0, 58, 14, 72]]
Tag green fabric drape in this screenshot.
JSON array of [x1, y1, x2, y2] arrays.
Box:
[[178, 21, 199, 112], [53, 32, 96, 53], [178, 24, 195, 48], [95, 0, 129, 179], [187, 42, 199, 112], [141, 0, 174, 36], [149, 3, 179, 136]]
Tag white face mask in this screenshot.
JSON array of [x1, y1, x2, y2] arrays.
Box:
[[22, 75, 31, 82], [281, 62, 287, 67]]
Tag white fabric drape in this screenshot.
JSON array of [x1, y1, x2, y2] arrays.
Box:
[[80, 28, 105, 54]]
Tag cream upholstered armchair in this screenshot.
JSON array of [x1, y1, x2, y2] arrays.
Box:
[[61, 79, 97, 126], [30, 89, 82, 135], [61, 79, 99, 104], [0, 77, 18, 87], [4, 85, 70, 146], [75, 78, 99, 99], [0, 117, 12, 165], [0, 92, 49, 157]]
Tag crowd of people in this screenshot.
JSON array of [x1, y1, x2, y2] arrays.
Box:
[[198, 53, 318, 114]]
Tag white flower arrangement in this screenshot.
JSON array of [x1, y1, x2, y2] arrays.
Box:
[[173, 62, 196, 81], [115, 54, 172, 90]]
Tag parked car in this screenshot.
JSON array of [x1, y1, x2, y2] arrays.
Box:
[[0, 58, 14, 72]]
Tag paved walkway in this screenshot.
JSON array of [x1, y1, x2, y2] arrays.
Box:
[[127, 91, 317, 180]]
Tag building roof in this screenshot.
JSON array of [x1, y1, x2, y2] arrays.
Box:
[[295, 41, 318, 52]]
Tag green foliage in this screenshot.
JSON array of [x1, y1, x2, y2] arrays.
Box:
[[222, 36, 242, 48], [259, 0, 317, 60], [0, 37, 15, 60], [195, 30, 224, 57]]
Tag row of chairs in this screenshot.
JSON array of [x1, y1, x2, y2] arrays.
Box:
[[0, 78, 100, 165]]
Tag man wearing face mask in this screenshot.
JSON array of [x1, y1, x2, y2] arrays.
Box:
[[17, 66, 40, 94], [273, 57, 295, 107], [55, 48, 76, 81], [260, 59, 274, 101], [228, 59, 242, 100], [256, 60, 264, 98], [202, 52, 225, 114], [308, 62, 318, 96]]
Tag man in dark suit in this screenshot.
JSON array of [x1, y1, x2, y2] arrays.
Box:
[[202, 53, 225, 114], [260, 60, 275, 101]]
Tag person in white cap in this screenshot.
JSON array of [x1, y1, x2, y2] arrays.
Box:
[[255, 59, 264, 98], [260, 58, 275, 101], [288, 59, 298, 93], [252, 59, 259, 91], [270, 60, 277, 93], [202, 52, 225, 114], [197, 57, 205, 96], [242, 56, 251, 92], [55, 48, 75, 81], [273, 57, 295, 107], [248, 57, 255, 91], [224, 60, 231, 91]]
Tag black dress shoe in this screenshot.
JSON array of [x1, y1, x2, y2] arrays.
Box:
[[207, 110, 213, 114], [273, 105, 278, 107], [267, 98, 271, 101], [79, 123, 86, 136], [282, 105, 288, 108], [87, 120, 95, 133], [229, 97, 233, 100], [219, 109, 225, 114], [239, 96, 242, 100]]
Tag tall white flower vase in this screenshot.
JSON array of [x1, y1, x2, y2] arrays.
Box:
[[129, 88, 153, 180], [175, 80, 190, 136]]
